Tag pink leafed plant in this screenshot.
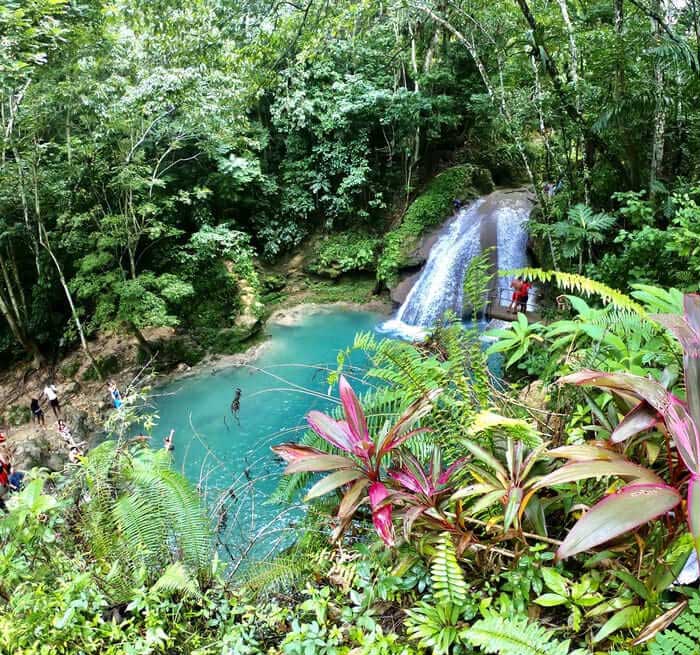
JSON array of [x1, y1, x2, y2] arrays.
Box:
[[272, 376, 441, 546], [542, 294, 700, 560]]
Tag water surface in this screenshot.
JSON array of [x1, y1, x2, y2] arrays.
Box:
[[154, 307, 382, 560]]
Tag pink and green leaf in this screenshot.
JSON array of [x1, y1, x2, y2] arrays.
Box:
[[272, 444, 357, 474], [534, 460, 664, 489], [377, 389, 441, 456], [556, 483, 681, 560], [687, 475, 700, 555], [559, 369, 669, 412], [611, 401, 662, 443], [337, 478, 370, 520], [307, 411, 355, 453], [338, 376, 369, 442], [305, 469, 364, 501], [369, 482, 395, 547]]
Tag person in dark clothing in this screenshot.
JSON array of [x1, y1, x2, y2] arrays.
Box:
[[230, 388, 242, 425], [30, 398, 45, 427]]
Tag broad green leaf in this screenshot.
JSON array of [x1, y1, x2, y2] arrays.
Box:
[[541, 567, 569, 597], [593, 605, 639, 643], [534, 593, 567, 607]]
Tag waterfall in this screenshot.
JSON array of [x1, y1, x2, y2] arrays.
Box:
[[380, 190, 531, 339]]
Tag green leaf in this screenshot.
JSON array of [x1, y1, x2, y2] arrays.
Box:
[[593, 605, 639, 643], [534, 593, 568, 607], [304, 469, 363, 501], [541, 567, 569, 597]]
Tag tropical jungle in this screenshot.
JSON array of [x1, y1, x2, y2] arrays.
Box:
[[4, 1, 700, 654]]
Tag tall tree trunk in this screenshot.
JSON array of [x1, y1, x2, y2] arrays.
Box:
[[614, 0, 626, 96], [39, 223, 103, 380], [514, 0, 629, 183], [650, 0, 668, 198]]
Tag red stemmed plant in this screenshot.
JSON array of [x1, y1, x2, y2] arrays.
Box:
[[272, 376, 441, 546], [537, 293, 700, 560], [386, 449, 467, 542]]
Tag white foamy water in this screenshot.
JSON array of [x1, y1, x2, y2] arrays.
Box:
[[380, 191, 533, 340]]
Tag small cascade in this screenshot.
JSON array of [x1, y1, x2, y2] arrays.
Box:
[[380, 190, 532, 339]]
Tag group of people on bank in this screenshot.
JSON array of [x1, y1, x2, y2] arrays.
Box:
[[0, 379, 127, 512]]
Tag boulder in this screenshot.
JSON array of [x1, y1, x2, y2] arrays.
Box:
[[390, 272, 421, 305], [13, 432, 68, 472]]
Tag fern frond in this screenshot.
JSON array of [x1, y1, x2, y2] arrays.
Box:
[[152, 562, 200, 598], [506, 268, 647, 317], [463, 615, 580, 655], [431, 532, 468, 607]]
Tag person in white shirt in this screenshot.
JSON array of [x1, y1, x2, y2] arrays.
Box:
[[42, 383, 61, 418]]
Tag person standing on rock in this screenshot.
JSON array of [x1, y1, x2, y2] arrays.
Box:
[[507, 278, 522, 314], [30, 398, 46, 428], [42, 382, 61, 419]]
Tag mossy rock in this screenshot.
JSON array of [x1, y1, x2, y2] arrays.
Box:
[[261, 274, 287, 293], [213, 324, 262, 354], [60, 360, 81, 379], [153, 336, 206, 368], [377, 164, 494, 285]]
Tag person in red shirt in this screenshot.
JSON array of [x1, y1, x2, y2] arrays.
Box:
[[518, 280, 531, 313], [0, 447, 11, 513], [507, 278, 522, 313]]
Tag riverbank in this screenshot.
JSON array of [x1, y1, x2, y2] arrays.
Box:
[[0, 296, 392, 469]]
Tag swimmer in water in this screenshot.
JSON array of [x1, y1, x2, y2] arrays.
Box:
[[230, 388, 242, 425], [164, 429, 174, 451]]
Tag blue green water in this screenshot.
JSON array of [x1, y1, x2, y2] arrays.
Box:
[[153, 307, 383, 561]]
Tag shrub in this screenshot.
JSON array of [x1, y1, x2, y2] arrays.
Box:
[[307, 232, 382, 278], [82, 354, 122, 381], [5, 405, 31, 426]]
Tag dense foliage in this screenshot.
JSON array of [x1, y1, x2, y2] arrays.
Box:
[[5, 0, 700, 367], [6, 0, 700, 653]]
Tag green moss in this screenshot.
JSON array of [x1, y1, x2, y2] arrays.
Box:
[[5, 404, 31, 426], [307, 232, 382, 278], [303, 276, 379, 304], [59, 360, 80, 379], [377, 165, 494, 284]]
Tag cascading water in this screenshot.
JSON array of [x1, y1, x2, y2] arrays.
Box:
[[381, 190, 532, 339], [495, 197, 532, 311]]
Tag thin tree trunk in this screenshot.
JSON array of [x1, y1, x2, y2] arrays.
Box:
[[0, 254, 23, 324], [129, 321, 153, 357], [650, 0, 668, 198], [614, 0, 626, 96]]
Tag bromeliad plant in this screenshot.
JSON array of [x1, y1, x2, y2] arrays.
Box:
[[541, 293, 700, 560], [272, 376, 441, 546]]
